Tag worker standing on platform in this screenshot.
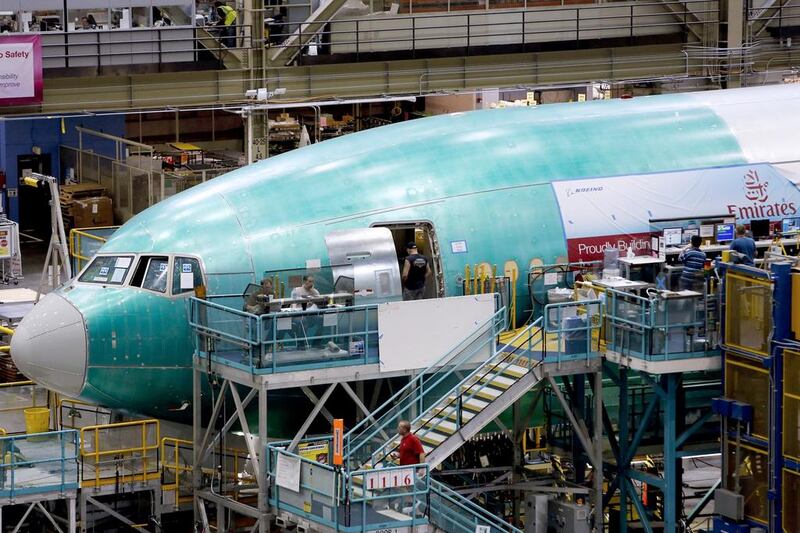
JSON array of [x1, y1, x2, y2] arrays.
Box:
[[394, 420, 426, 466], [678, 234, 706, 291], [730, 224, 756, 266], [402, 242, 430, 300], [214, 1, 237, 48]]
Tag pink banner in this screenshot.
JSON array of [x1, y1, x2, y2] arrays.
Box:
[[0, 35, 43, 106]]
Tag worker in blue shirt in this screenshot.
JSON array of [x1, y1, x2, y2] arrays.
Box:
[[730, 224, 756, 266], [678, 234, 707, 291]]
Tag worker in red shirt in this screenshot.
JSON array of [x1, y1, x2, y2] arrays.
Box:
[[390, 420, 426, 514], [393, 420, 426, 465]]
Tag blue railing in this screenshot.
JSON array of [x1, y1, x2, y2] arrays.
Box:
[[603, 287, 710, 361], [266, 443, 430, 532], [542, 299, 602, 364], [343, 305, 508, 467], [429, 479, 522, 533], [0, 430, 79, 500], [346, 464, 430, 530], [189, 297, 379, 374]]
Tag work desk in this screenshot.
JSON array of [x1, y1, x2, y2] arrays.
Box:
[[257, 292, 354, 311], [663, 237, 799, 257], [593, 277, 652, 292]]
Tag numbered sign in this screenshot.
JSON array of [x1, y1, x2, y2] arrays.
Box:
[[364, 468, 415, 491]]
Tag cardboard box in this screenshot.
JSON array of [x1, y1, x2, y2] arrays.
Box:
[[71, 196, 113, 228]]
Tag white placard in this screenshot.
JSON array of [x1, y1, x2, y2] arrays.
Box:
[[180, 272, 194, 290], [91, 203, 98, 214], [450, 240, 468, 254], [543, 272, 558, 286], [364, 467, 415, 491], [0, 40, 36, 100], [277, 317, 292, 331], [110, 268, 126, 283], [475, 526, 491, 533], [323, 313, 338, 327], [305, 258, 321, 269], [275, 453, 301, 493], [115, 257, 132, 268]]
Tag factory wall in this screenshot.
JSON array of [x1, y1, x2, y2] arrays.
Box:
[[0, 116, 125, 223]]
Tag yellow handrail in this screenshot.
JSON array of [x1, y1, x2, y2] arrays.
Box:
[[0, 325, 14, 336], [79, 419, 160, 488], [0, 381, 46, 419], [161, 437, 251, 506], [68, 226, 118, 271]]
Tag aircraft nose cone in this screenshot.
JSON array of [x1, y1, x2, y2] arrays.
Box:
[[11, 293, 87, 397]]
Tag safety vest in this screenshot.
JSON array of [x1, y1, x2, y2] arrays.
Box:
[[219, 5, 237, 26]]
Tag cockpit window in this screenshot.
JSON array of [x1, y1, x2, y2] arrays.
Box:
[[172, 257, 203, 295], [141, 257, 170, 293], [78, 256, 134, 285]]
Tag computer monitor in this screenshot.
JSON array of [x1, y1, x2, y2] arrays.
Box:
[[783, 217, 800, 233], [663, 227, 682, 247], [716, 223, 735, 243], [750, 219, 770, 240], [681, 228, 699, 245], [699, 224, 715, 238]]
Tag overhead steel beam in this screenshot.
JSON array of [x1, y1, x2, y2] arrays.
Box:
[[23, 43, 697, 115]]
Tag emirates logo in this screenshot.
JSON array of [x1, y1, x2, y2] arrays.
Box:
[[743, 169, 769, 204]]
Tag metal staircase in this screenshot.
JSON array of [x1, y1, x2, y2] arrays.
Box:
[[345, 314, 544, 471]]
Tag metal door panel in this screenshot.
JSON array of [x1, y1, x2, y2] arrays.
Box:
[[325, 228, 402, 303]]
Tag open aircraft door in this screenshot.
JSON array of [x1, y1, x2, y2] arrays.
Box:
[[325, 227, 403, 304]]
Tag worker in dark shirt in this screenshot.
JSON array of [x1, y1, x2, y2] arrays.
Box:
[[730, 224, 756, 266], [401, 242, 430, 300], [678, 234, 707, 291]]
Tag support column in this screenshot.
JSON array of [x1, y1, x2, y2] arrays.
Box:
[[512, 399, 522, 527], [661, 374, 682, 532], [618, 367, 628, 533], [724, 0, 744, 87], [69, 497, 76, 533], [192, 362, 203, 528], [258, 382, 269, 533], [593, 370, 603, 532]]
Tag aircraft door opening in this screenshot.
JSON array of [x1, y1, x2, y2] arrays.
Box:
[[371, 221, 444, 299]]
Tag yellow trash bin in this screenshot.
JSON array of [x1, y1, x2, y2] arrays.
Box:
[[24, 407, 50, 435]]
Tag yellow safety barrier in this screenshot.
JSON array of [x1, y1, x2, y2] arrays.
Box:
[[68, 227, 118, 272], [522, 426, 547, 453], [80, 419, 160, 489], [0, 326, 14, 336], [161, 437, 251, 507], [0, 381, 48, 435]]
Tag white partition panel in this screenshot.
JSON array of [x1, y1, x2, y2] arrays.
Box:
[[378, 293, 495, 372]]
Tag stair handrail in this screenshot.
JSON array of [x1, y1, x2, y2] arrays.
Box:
[[345, 301, 507, 462], [412, 318, 543, 444], [371, 317, 544, 465], [429, 478, 524, 533]]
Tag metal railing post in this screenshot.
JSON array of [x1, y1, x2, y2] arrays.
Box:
[[412, 18, 416, 58], [630, 3, 634, 45]]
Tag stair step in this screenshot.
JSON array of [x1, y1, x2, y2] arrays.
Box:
[[444, 395, 488, 413], [461, 383, 504, 402], [476, 373, 516, 389], [419, 417, 458, 434]]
